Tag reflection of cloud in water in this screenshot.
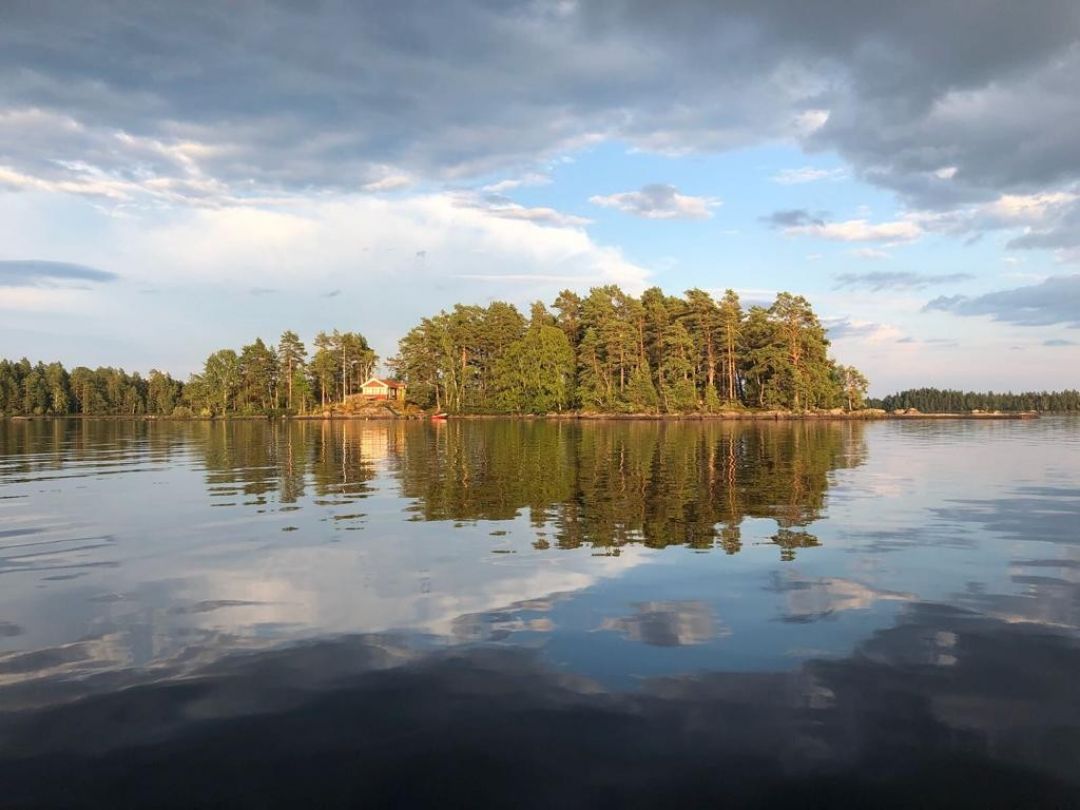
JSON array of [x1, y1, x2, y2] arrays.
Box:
[[1, 604, 1078, 807], [449, 590, 568, 642], [166, 545, 655, 643], [452, 613, 556, 642], [934, 486, 1080, 545], [0, 546, 656, 688], [953, 549, 1080, 630], [0, 632, 134, 691], [599, 601, 726, 646], [769, 571, 914, 622]]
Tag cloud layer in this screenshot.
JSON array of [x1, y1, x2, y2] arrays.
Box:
[[834, 271, 974, 291], [2, 0, 1079, 216], [925, 275, 1080, 327], [0, 260, 117, 287]]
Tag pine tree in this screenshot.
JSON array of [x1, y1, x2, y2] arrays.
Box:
[[277, 331, 307, 412]]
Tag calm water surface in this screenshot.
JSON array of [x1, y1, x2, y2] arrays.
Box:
[[0, 418, 1078, 807]]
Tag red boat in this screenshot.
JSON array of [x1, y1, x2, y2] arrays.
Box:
[[430, 412, 448, 421]]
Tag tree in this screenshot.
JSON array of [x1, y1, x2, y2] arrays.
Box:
[[768, 293, 834, 410], [718, 289, 743, 404], [835, 365, 870, 411], [277, 331, 307, 412], [43, 362, 71, 414], [22, 365, 49, 415], [311, 332, 339, 408], [203, 349, 241, 415], [392, 285, 866, 414], [684, 288, 720, 399], [239, 338, 278, 413], [494, 308, 576, 414], [147, 370, 181, 415]]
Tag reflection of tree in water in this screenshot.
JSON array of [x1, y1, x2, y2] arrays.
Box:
[[4, 419, 864, 558], [0, 418, 192, 478], [399, 421, 867, 557], [195, 421, 384, 506]]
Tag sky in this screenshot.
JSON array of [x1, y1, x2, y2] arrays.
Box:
[[1, 1, 1079, 395]]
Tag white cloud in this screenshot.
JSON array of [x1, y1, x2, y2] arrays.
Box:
[[981, 191, 1078, 225], [786, 218, 922, 243], [792, 109, 830, 136], [480, 172, 552, 194], [851, 248, 892, 260], [453, 274, 589, 284], [589, 184, 720, 220], [825, 317, 905, 343], [360, 174, 413, 193], [452, 191, 591, 228], [771, 166, 845, 184]]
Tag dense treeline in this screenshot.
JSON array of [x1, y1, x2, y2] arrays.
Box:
[[182, 330, 375, 416], [869, 388, 1080, 413], [0, 359, 183, 417], [391, 286, 868, 414], [0, 329, 376, 417]]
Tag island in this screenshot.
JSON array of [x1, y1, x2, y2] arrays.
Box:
[[1, 285, 1075, 420]]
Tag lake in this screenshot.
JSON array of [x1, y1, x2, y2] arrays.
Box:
[[1, 417, 1078, 807]]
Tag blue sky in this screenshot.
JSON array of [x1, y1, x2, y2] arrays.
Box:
[[2, 1, 1079, 394]]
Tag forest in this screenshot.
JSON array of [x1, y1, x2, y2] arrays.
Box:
[[869, 388, 1080, 413], [0, 286, 867, 417], [392, 286, 868, 414], [0, 330, 375, 417]]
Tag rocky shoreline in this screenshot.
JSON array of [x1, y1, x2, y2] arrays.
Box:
[[3, 409, 1042, 422]]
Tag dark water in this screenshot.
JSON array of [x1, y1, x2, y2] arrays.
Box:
[[0, 418, 1078, 808]]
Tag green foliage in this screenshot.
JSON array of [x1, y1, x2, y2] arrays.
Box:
[[1, 286, 866, 419], [625, 364, 659, 413], [0, 327, 376, 418], [703, 384, 722, 414], [277, 330, 307, 413], [870, 388, 1080, 413], [494, 320, 576, 413], [393, 286, 866, 414], [834, 365, 870, 411], [0, 359, 180, 417]]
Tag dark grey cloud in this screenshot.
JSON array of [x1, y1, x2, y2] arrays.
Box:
[[0, 260, 118, 287], [1, 0, 1078, 222], [834, 271, 975, 291], [761, 209, 827, 228], [924, 275, 1080, 327], [1006, 198, 1080, 252]]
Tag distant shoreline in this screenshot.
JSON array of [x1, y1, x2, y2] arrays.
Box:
[[2, 410, 1043, 422]]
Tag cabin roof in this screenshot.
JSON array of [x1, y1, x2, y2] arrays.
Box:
[[361, 377, 406, 389]]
